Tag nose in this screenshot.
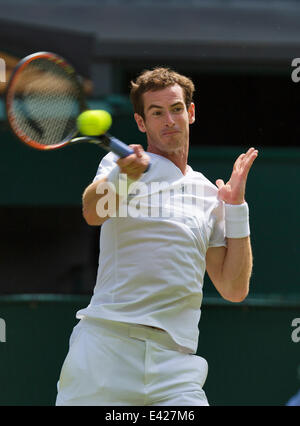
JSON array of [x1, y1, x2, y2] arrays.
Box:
[[165, 111, 175, 127]]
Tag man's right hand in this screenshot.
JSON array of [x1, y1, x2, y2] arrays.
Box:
[[116, 144, 150, 180]]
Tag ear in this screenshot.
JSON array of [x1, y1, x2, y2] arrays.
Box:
[[188, 103, 195, 124], [134, 113, 147, 133]]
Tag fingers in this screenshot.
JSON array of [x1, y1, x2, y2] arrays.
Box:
[[243, 147, 258, 162], [116, 153, 136, 169], [130, 144, 144, 158], [242, 147, 258, 177], [116, 144, 149, 179], [244, 147, 259, 163], [116, 144, 144, 168], [215, 179, 225, 189], [234, 147, 258, 177]]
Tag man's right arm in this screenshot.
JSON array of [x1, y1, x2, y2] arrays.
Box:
[[82, 177, 119, 226], [82, 144, 150, 226]]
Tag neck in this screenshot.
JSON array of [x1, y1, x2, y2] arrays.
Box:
[[147, 145, 188, 175]]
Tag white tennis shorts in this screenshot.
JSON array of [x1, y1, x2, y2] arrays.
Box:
[[56, 318, 209, 406]]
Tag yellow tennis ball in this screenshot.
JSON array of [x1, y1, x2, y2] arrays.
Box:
[[77, 110, 112, 136]]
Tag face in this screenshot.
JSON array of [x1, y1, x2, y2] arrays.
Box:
[[134, 84, 195, 155]]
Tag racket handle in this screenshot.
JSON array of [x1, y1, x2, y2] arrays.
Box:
[[103, 134, 151, 172], [108, 136, 134, 157]]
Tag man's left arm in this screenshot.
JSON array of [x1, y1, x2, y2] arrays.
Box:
[[206, 147, 258, 303]]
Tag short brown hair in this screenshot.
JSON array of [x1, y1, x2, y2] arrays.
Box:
[[130, 67, 195, 119]]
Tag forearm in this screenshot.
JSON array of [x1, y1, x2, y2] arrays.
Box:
[[82, 178, 119, 226], [82, 145, 150, 226], [221, 236, 253, 302]]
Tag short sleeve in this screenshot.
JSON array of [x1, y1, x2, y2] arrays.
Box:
[[93, 151, 119, 183], [208, 199, 227, 248]]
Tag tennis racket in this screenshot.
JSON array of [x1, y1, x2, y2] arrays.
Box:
[[5, 51, 137, 159]]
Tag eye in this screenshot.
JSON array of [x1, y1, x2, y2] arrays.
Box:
[[152, 110, 162, 116], [173, 106, 184, 113]]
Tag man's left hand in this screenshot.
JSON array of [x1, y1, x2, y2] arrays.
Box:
[[216, 147, 258, 205]]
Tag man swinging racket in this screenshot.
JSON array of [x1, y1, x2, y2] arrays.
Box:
[[56, 67, 258, 406]]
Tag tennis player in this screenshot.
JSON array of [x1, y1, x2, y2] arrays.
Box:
[[56, 68, 258, 406]]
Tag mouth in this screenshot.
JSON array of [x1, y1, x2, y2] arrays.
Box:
[[161, 130, 180, 136]]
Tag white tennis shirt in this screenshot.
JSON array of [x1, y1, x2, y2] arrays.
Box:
[[77, 152, 227, 353]]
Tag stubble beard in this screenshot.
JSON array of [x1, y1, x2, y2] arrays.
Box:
[[147, 130, 189, 156]]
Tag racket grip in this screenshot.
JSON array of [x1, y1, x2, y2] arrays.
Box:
[[109, 136, 134, 157], [108, 135, 151, 172]]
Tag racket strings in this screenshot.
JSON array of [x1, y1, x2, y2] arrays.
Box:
[[11, 58, 81, 146]]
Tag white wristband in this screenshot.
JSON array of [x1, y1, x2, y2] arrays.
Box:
[[107, 167, 135, 196], [225, 202, 250, 238]]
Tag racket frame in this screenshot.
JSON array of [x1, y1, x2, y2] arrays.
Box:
[[6, 51, 86, 150], [5, 51, 141, 163]]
